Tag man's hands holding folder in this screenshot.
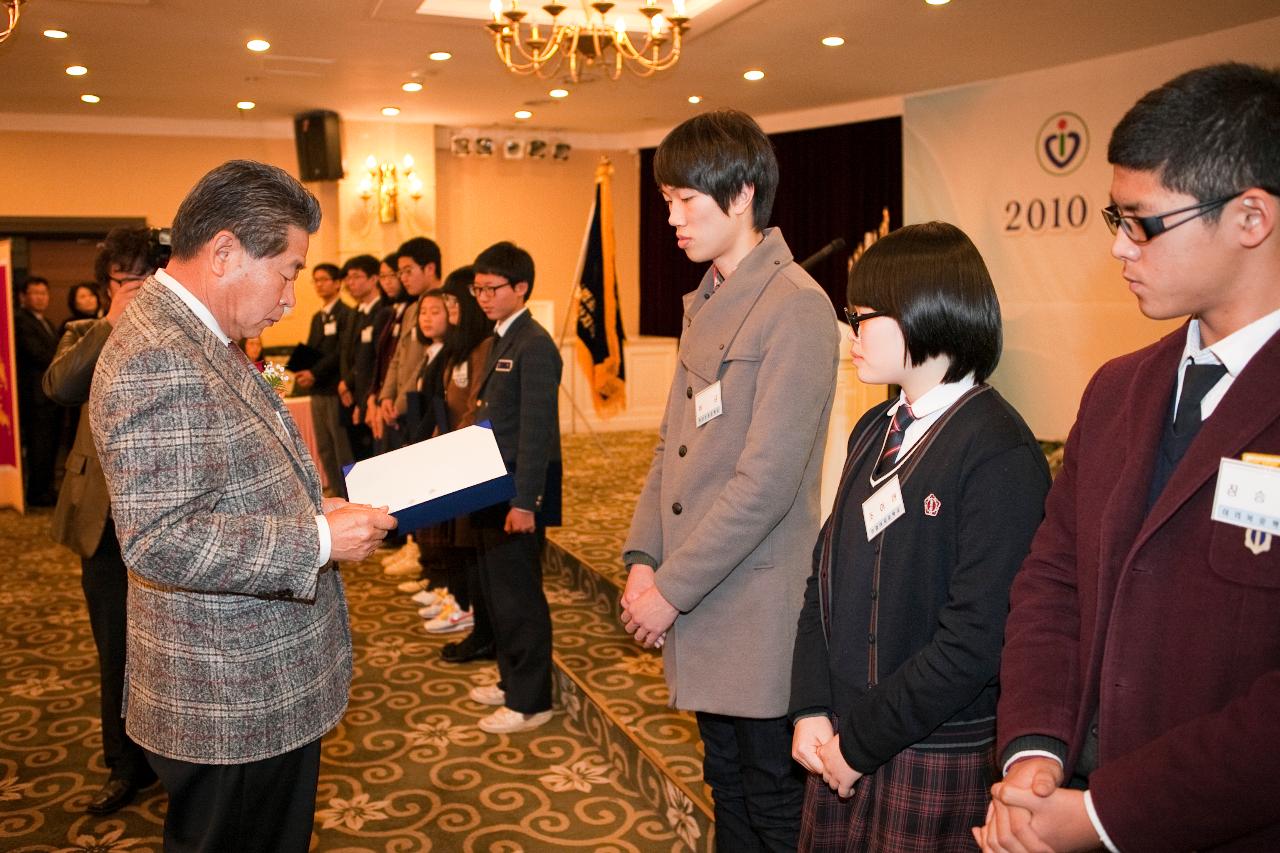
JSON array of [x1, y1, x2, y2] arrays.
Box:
[[323, 498, 398, 562]]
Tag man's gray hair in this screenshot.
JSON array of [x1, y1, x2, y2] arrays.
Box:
[[169, 160, 321, 261]]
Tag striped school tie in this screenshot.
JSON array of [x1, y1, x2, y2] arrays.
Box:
[[877, 403, 916, 475]]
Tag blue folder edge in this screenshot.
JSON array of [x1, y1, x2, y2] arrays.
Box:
[[340, 421, 511, 530], [391, 473, 515, 530]]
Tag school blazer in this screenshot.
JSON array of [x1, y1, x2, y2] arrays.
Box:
[[473, 310, 563, 526], [997, 322, 1280, 851]]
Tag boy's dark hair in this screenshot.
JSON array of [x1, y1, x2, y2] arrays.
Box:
[[847, 221, 1002, 384], [396, 236, 442, 276], [1109, 62, 1280, 222], [342, 254, 380, 279], [19, 276, 49, 294], [169, 160, 321, 261], [313, 262, 341, 280], [654, 109, 779, 230], [474, 241, 536, 300], [94, 226, 153, 287], [440, 264, 492, 370]]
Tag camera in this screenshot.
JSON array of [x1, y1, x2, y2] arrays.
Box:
[[147, 228, 172, 271]]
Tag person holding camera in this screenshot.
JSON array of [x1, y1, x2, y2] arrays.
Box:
[[44, 227, 158, 814]]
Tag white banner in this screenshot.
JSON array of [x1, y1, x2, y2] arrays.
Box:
[[904, 17, 1280, 439]]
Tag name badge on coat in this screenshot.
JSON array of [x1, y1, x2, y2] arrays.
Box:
[[324, 321, 338, 336], [863, 475, 906, 540], [1214, 457, 1280, 554], [495, 358, 514, 373], [695, 380, 724, 427], [360, 326, 373, 343]]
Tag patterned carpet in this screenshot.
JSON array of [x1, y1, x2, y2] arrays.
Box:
[[0, 427, 1062, 852], [0, 497, 690, 852]]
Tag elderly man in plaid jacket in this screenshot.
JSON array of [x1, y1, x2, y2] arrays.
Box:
[[90, 160, 395, 853]]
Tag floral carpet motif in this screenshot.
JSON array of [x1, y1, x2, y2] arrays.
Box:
[[0, 505, 688, 852]]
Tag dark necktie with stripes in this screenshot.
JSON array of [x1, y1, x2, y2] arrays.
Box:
[[877, 403, 916, 475]]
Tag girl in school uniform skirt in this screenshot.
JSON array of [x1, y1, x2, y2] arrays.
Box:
[[789, 222, 1052, 852]]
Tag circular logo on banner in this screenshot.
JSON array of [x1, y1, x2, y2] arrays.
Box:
[[1037, 112, 1089, 176]]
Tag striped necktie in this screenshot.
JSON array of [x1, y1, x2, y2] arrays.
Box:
[[877, 403, 916, 475]]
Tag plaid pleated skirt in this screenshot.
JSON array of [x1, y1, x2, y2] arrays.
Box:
[[798, 745, 996, 853]]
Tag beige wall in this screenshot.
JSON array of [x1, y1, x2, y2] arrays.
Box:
[[436, 148, 642, 342], [0, 126, 642, 350]]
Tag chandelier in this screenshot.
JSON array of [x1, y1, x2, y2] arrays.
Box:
[[2, 0, 23, 45], [485, 0, 689, 81]]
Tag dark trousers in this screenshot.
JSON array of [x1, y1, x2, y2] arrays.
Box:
[[22, 400, 60, 504], [145, 739, 322, 853], [310, 393, 352, 499], [475, 525, 551, 713], [81, 518, 149, 782], [696, 711, 805, 853]]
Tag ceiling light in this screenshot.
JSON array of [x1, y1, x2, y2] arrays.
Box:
[[514, 110, 533, 120], [429, 51, 452, 61], [381, 106, 401, 117], [687, 95, 702, 104], [822, 36, 845, 47], [926, 0, 951, 5], [402, 81, 423, 92], [237, 101, 256, 110], [246, 39, 271, 52], [743, 69, 764, 81], [44, 29, 69, 39], [80, 94, 100, 104], [549, 88, 569, 98], [65, 65, 87, 76], [485, 0, 689, 82]]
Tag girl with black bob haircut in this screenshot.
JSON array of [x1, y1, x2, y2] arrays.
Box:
[[789, 221, 1051, 851]]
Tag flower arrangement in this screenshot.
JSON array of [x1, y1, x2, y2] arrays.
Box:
[[261, 361, 290, 396]]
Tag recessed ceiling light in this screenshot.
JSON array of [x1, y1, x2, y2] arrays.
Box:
[[549, 88, 569, 98], [743, 69, 764, 81], [429, 51, 452, 61], [402, 81, 424, 92], [687, 95, 702, 104], [237, 101, 256, 110], [822, 36, 845, 47], [43, 29, 69, 39], [65, 65, 88, 76], [926, 0, 950, 5], [514, 109, 533, 120], [381, 106, 401, 117], [80, 94, 100, 104], [246, 39, 271, 52]]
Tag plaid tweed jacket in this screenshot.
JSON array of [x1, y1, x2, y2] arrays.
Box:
[[89, 279, 351, 764]]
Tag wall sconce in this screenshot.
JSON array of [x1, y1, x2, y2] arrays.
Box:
[[357, 154, 423, 224]]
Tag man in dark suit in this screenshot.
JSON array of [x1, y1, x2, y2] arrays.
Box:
[[337, 254, 390, 462], [294, 262, 354, 497], [45, 227, 154, 814], [14, 276, 60, 505], [978, 63, 1280, 852], [89, 160, 395, 852], [468, 241, 562, 734]]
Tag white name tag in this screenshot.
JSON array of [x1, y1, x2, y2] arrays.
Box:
[[324, 321, 338, 336], [1213, 457, 1280, 534], [360, 325, 373, 343], [863, 475, 905, 540], [694, 380, 724, 427]]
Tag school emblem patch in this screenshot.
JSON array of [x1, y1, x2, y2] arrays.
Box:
[[923, 493, 941, 517]]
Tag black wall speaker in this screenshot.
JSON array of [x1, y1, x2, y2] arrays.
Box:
[[293, 110, 344, 182]]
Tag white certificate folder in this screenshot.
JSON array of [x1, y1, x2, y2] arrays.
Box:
[[343, 424, 515, 530]]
